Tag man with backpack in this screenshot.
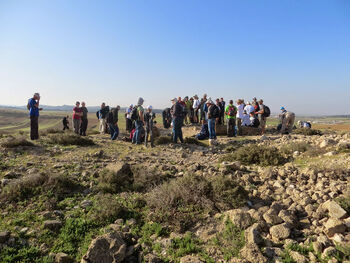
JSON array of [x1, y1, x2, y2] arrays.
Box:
[[207, 99, 218, 142], [27, 93, 43, 140], [170, 98, 184, 143], [132, 97, 145, 145], [96, 103, 109, 134], [225, 100, 237, 137], [257, 99, 270, 135], [107, 105, 120, 140]]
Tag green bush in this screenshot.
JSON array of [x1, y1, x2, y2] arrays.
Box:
[[87, 194, 126, 225], [48, 134, 95, 146], [294, 128, 323, 136], [210, 175, 248, 211], [167, 232, 201, 261], [146, 175, 214, 231], [0, 243, 43, 263], [212, 219, 245, 261], [155, 136, 173, 145], [52, 217, 97, 260], [1, 137, 34, 148], [97, 167, 134, 194], [1, 174, 82, 202], [132, 166, 170, 192], [220, 145, 288, 166]]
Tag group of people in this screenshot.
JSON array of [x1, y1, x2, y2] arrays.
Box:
[[27, 92, 296, 144], [166, 95, 272, 143]]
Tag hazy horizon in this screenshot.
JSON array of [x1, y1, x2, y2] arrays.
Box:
[[1, 0, 349, 115]]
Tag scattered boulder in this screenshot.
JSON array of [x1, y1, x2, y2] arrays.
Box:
[[240, 244, 267, 263], [225, 209, 253, 229], [43, 220, 62, 232], [323, 200, 347, 219], [324, 218, 346, 237], [269, 223, 291, 240], [81, 231, 126, 263], [55, 252, 73, 263], [0, 231, 10, 243]]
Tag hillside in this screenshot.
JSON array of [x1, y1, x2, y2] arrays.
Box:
[[0, 123, 349, 263]]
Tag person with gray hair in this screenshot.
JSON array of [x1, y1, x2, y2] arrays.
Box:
[[132, 97, 145, 144], [27, 93, 43, 140]]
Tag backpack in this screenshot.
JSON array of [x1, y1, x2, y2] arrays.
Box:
[[106, 111, 114, 124], [263, 105, 271, 117], [228, 106, 237, 117], [131, 106, 139, 121], [211, 105, 220, 118]]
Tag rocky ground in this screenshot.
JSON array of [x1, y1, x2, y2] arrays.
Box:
[[0, 126, 349, 263]]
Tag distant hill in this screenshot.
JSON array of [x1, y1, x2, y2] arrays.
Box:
[[0, 105, 164, 114]]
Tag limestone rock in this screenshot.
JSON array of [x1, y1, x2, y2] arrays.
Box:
[[324, 218, 346, 237], [225, 209, 253, 230], [43, 220, 62, 232], [55, 252, 73, 263], [270, 223, 291, 240], [240, 244, 267, 263], [81, 231, 126, 263]]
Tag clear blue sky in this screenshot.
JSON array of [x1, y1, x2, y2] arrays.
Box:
[[0, 0, 349, 115]]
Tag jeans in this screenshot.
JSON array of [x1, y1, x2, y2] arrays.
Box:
[[108, 123, 119, 140], [73, 119, 80, 134], [208, 118, 216, 139], [80, 118, 88, 136], [172, 117, 183, 143], [132, 121, 143, 144], [30, 115, 39, 140], [227, 118, 236, 137]]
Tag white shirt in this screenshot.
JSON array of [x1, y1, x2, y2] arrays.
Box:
[[242, 114, 251, 126], [236, 104, 245, 119], [193, 99, 200, 109], [126, 108, 132, 119], [244, 105, 255, 114]]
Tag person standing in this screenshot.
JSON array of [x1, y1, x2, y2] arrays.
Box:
[[96, 103, 109, 134], [220, 98, 225, 125], [107, 105, 120, 140], [132, 98, 145, 145], [144, 105, 155, 147], [125, 104, 133, 132], [252, 97, 260, 113], [72, 101, 82, 134], [28, 93, 42, 140], [184, 96, 192, 125], [215, 98, 222, 125], [80, 102, 88, 136], [225, 100, 237, 137], [170, 98, 184, 143], [193, 95, 200, 124], [280, 107, 295, 134], [257, 99, 267, 135], [62, 115, 69, 130], [236, 99, 245, 136], [207, 99, 218, 142]]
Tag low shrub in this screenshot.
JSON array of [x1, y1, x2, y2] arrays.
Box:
[[184, 137, 207, 147], [210, 175, 248, 211], [0, 242, 43, 263], [220, 145, 288, 166], [52, 217, 97, 261], [294, 128, 323, 136], [1, 138, 34, 148], [48, 134, 94, 146], [41, 128, 64, 136], [167, 232, 201, 261], [132, 166, 170, 192], [97, 166, 134, 194], [87, 194, 126, 225], [146, 175, 214, 231], [281, 142, 310, 155], [154, 136, 173, 145], [0, 174, 82, 202]]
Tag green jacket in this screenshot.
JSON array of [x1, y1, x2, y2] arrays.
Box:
[[225, 104, 237, 119]]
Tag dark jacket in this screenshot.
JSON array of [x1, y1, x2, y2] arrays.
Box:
[[111, 108, 119, 124], [96, 106, 110, 119], [170, 102, 183, 119]]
